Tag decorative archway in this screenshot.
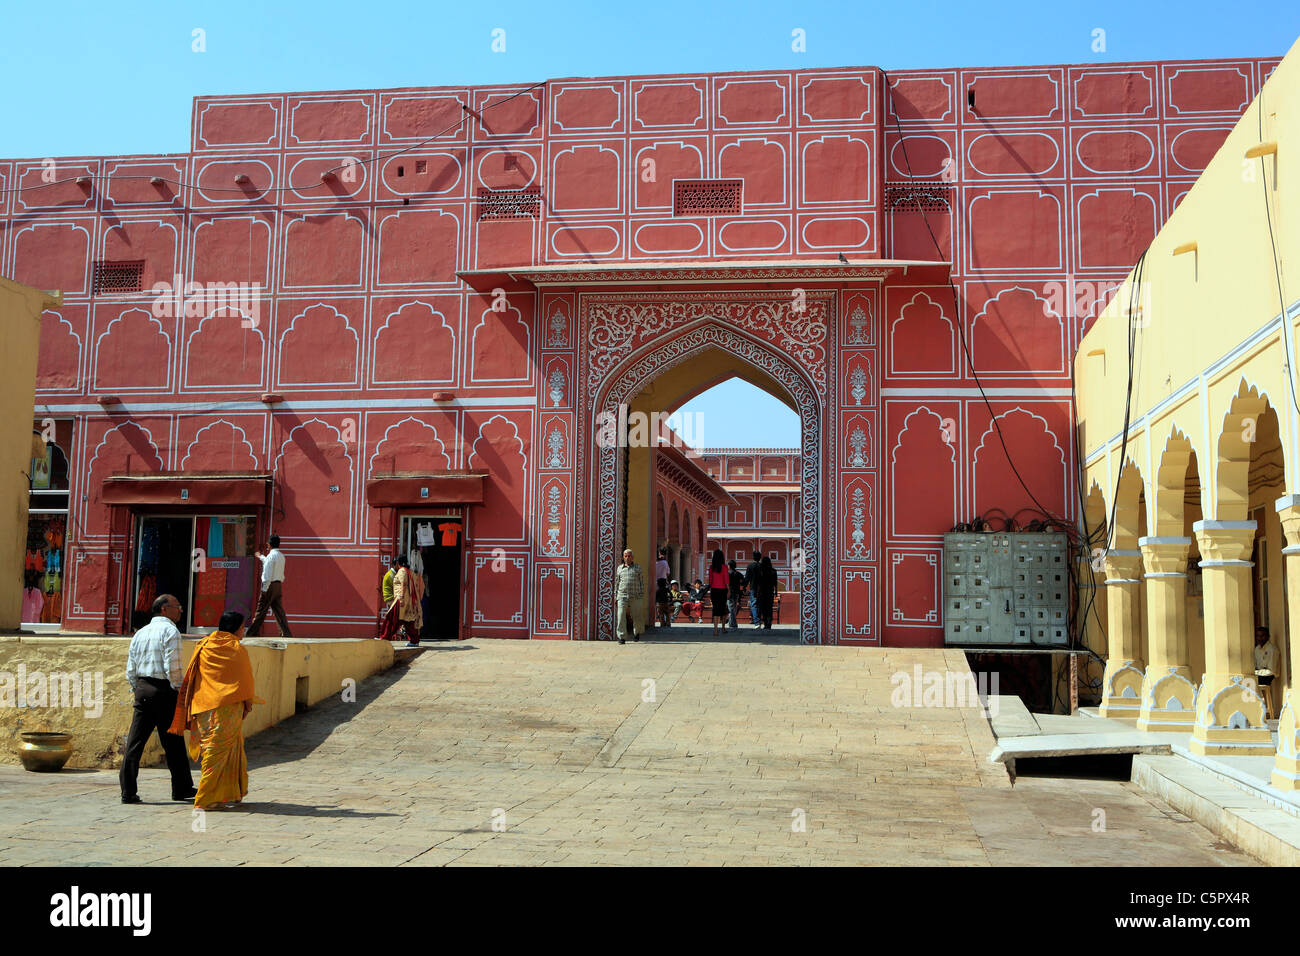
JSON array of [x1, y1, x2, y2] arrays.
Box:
[[578, 318, 825, 644]]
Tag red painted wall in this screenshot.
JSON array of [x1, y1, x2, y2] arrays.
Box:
[[1, 57, 1279, 642]]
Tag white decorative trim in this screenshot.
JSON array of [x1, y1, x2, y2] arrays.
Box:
[[584, 316, 823, 645]]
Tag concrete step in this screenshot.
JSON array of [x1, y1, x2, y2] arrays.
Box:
[[990, 731, 1173, 769], [988, 695, 1039, 738], [1133, 754, 1300, 866], [393, 646, 429, 665]]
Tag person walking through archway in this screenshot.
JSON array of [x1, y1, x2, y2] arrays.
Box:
[[755, 555, 779, 631], [614, 549, 645, 644], [744, 550, 763, 627], [707, 549, 730, 637], [654, 548, 672, 628], [727, 559, 744, 632]]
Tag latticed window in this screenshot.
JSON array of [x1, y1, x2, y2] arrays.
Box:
[[884, 184, 953, 212], [91, 260, 145, 295], [673, 179, 742, 216], [478, 188, 541, 220]]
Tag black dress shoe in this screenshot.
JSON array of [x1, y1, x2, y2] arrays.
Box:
[[618, 638, 625, 644], [172, 788, 198, 801], [121, 795, 142, 804]]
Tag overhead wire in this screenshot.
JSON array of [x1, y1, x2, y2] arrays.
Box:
[[1255, 89, 1300, 420], [1, 82, 547, 196], [884, 69, 1104, 702]]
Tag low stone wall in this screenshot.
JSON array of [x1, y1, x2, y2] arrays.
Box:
[[0, 635, 395, 769]]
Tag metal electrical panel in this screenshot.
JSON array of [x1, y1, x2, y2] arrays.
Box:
[[943, 532, 1070, 647]]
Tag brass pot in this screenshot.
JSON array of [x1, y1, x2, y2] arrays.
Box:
[[17, 732, 74, 772]]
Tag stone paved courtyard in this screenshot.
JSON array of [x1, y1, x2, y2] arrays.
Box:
[[0, 638, 1251, 866]]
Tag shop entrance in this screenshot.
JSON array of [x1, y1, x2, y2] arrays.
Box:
[[399, 514, 463, 640], [131, 514, 258, 633], [23, 418, 72, 629]]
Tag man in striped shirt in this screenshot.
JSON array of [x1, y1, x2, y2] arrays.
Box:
[[120, 594, 195, 804], [614, 549, 645, 645]]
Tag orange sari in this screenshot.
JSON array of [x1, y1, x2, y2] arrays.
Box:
[[170, 630, 256, 808]]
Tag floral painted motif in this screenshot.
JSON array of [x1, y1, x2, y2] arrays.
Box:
[[849, 365, 867, 405]]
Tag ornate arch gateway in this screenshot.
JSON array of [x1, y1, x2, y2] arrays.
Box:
[[573, 289, 836, 645]]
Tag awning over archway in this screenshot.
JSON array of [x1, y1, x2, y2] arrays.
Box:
[[457, 258, 952, 291]]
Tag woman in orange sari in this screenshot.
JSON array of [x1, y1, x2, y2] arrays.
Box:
[[169, 610, 257, 809]]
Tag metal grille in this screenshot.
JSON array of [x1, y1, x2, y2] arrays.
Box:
[[91, 260, 145, 295], [673, 179, 742, 216], [477, 188, 541, 220], [885, 184, 953, 212]]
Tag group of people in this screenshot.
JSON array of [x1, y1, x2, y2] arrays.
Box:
[[615, 547, 781, 643], [657, 578, 709, 625], [120, 596, 257, 809], [119, 535, 291, 809], [379, 555, 424, 646]]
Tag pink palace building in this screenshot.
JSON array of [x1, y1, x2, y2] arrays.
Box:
[[2, 53, 1280, 644]]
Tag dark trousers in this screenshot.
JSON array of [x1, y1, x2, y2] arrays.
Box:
[[757, 592, 775, 629], [119, 677, 194, 799], [247, 580, 291, 637]]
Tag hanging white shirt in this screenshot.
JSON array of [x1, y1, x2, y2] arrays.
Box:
[[259, 549, 286, 590]]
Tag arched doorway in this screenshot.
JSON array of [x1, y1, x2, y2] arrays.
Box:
[[578, 319, 825, 644]]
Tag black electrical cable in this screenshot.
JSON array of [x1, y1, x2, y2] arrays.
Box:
[[1101, 248, 1148, 553], [883, 69, 1107, 712], [2, 82, 547, 196], [887, 70, 1097, 695], [1256, 91, 1300, 420], [883, 70, 1073, 533]]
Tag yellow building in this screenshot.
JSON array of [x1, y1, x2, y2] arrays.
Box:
[[1, 278, 61, 630], [1076, 39, 1299, 784]]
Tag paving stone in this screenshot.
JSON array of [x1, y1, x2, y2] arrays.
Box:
[[0, 640, 1254, 866]]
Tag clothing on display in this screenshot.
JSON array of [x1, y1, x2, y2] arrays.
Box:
[[192, 565, 228, 628], [131, 515, 257, 632], [40, 592, 62, 623], [22, 586, 42, 623], [438, 522, 460, 546], [22, 515, 66, 624]]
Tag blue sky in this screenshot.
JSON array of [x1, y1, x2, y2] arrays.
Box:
[[3, 0, 1296, 158], [3, 1, 1295, 446], [673, 379, 801, 449]]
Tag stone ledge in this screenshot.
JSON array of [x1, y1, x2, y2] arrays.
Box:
[[1132, 754, 1300, 866]]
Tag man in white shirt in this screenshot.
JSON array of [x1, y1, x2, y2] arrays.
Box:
[[247, 534, 292, 637], [1255, 626, 1279, 682], [120, 594, 196, 804]]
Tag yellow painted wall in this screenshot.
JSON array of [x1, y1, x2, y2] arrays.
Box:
[[1076, 38, 1300, 713], [0, 636, 394, 769], [1076, 39, 1300, 508], [0, 278, 61, 631]]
